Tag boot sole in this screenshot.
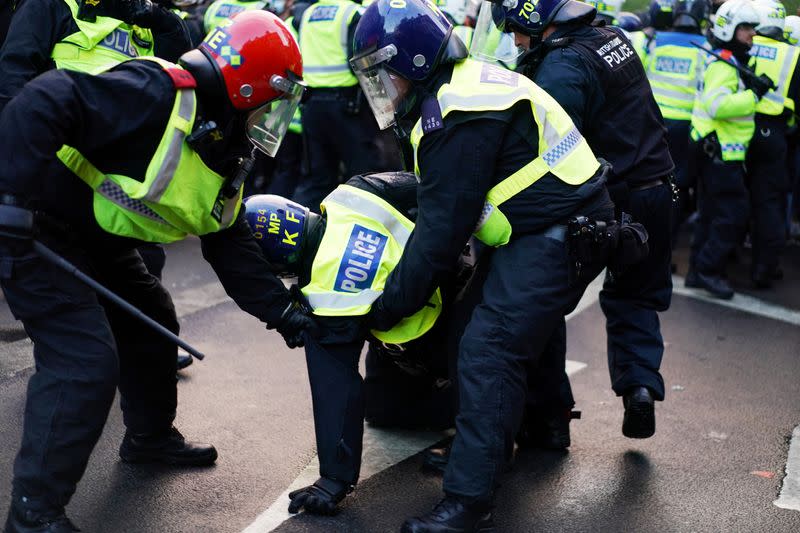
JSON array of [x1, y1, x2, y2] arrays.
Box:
[[119, 450, 218, 466], [622, 402, 655, 439]]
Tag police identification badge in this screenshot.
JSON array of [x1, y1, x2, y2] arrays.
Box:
[[421, 96, 444, 134]]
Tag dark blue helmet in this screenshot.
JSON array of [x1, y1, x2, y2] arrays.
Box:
[[673, 0, 710, 30], [498, 0, 596, 37], [352, 0, 454, 82], [616, 11, 643, 31], [244, 194, 317, 275], [648, 0, 675, 30]]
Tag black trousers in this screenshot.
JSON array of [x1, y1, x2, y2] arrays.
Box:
[[665, 119, 694, 236], [0, 241, 178, 512], [691, 150, 750, 276], [600, 183, 673, 400], [746, 116, 790, 273], [442, 224, 609, 504], [293, 95, 383, 212]]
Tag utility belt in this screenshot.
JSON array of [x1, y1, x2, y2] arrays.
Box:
[[306, 85, 363, 115], [567, 212, 650, 279]]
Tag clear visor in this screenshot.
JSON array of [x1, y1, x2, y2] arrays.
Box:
[[246, 74, 305, 157], [470, 1, 524, 69], [350, 45, 406, 130]]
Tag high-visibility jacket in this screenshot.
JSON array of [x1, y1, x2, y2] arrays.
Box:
[[453, 25, 474, 50], [410, 59, 600, 247], [299, 0, 360, 87], [301, 185, 443, 344], [628, 30, 652, 66], [56, 58, 242, 243], [203, 0, 266, 32], [286, 15, 302, 135], [646, 31, 706, 121], [51, 0, 154, 74], [690, 51, 757, 161], [749, 34, 800, 116]]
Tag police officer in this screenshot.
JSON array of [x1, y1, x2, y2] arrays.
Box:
[[244, 171, 454, 515], [351, 1, 614, 530], [494, 0, 675, 440], [645, 0, 710, 237], [0, 12, 313, 531], [203, 0, 266, 33], [745, 0, 799, 287], [293, 0, 385, 211], [0, 0, 191, 114], [686, 0, 767, 298]]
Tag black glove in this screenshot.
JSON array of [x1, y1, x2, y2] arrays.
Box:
[[275, 302, 316, 348], [105, 0, 175, 31], [743, 72, 775, 100], [365, 295, 400, 333], [287, 477, 352, 515]]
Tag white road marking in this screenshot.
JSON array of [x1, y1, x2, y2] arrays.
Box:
[[672, 276, 800, 326], [775, 426, 800, 512]]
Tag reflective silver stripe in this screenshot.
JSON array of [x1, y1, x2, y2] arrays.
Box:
[[339, 3, 358, 52], [325, 187, 412, 247], [764, 90, 786, 105], [438, 88, 532, 118], [220, 195, 238, 228], [651, 85, 696, 102], [708, 93, 728, 116], [97, 180, 170, 224], [303, 64, 352, 73], [648, 72, 696, 88], [306, 288, 383, 310], [146, 89, 195, 202], [541, 127, 583, 168], [693, 107, 754, 123]]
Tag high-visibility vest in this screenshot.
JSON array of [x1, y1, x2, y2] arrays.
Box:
[[750, 34, 800, 116], [301, 185, 443, 344], [286, 15, 303, 135], [646, 31, 706, 121], [299, 0, 360, 87], [51, 0, 154, 74], [203, 0, 266, 32], [56, 58, 242, 243], [690, 52, 757, 161], [409, 59, 600, 247], [628, 30, 652, 66]]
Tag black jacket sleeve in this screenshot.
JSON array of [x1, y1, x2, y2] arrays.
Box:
[[374, 116, 504, 326], [151, 8, 193, 62], [199, 213, 291, 327], [532, 46, 602, 132], [0, 0, 73, 114]]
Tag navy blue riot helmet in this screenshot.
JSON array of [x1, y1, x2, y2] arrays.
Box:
[[490, 0, 596, 38], [648, 0, 675, 30], [350, 0, 468, 129], [617, 11, 644, 31], [672, 0, 710, 30], [243, 195, 321, 276]]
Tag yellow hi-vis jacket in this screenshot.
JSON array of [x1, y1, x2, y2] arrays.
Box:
[[749, 34, 800, 117], [301, 185, 443, 344], [299, 0, 360, 87], [646, 31, 706, 121], [409, 59, 600, 247], [52, 0, 154, 74], [56, 58, 242, 243]]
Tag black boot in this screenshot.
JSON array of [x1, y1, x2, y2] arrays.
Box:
[[287, 477, 353, 515], [401, 497, 494, 533], [622, 386, 655, 439], [4, 500, 79, 533], [119, 426, 217, 466], [516, 409, 581, 450], [176, 352, 193, 371], [695, 271, 734, 299]]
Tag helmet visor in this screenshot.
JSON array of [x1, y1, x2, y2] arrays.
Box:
[[246, 74, 305, 157], [470, 2, 524, 68], [351, 45, 407, 130]]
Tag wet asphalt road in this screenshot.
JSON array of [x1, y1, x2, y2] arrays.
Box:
[[0, 237, 798, 532]]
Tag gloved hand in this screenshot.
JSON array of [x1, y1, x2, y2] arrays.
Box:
[[105, 0, 175, 31], [743, 72, 775, 100], [366, 295, 400, 333], [275, 288, 318, 348], [288, 477, 352, 515]]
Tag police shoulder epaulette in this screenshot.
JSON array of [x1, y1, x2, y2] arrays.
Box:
[[164, 68, 197, 90], [420, 95, 444, 134], [547, 36, 573, 49]]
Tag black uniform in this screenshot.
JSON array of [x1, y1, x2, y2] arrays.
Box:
[[0, 61, 291, 517], [0, 0, 191, 114], [520, 22, 675, 405], [0, 0, 14, 48], [370, 62, 613, 504]]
